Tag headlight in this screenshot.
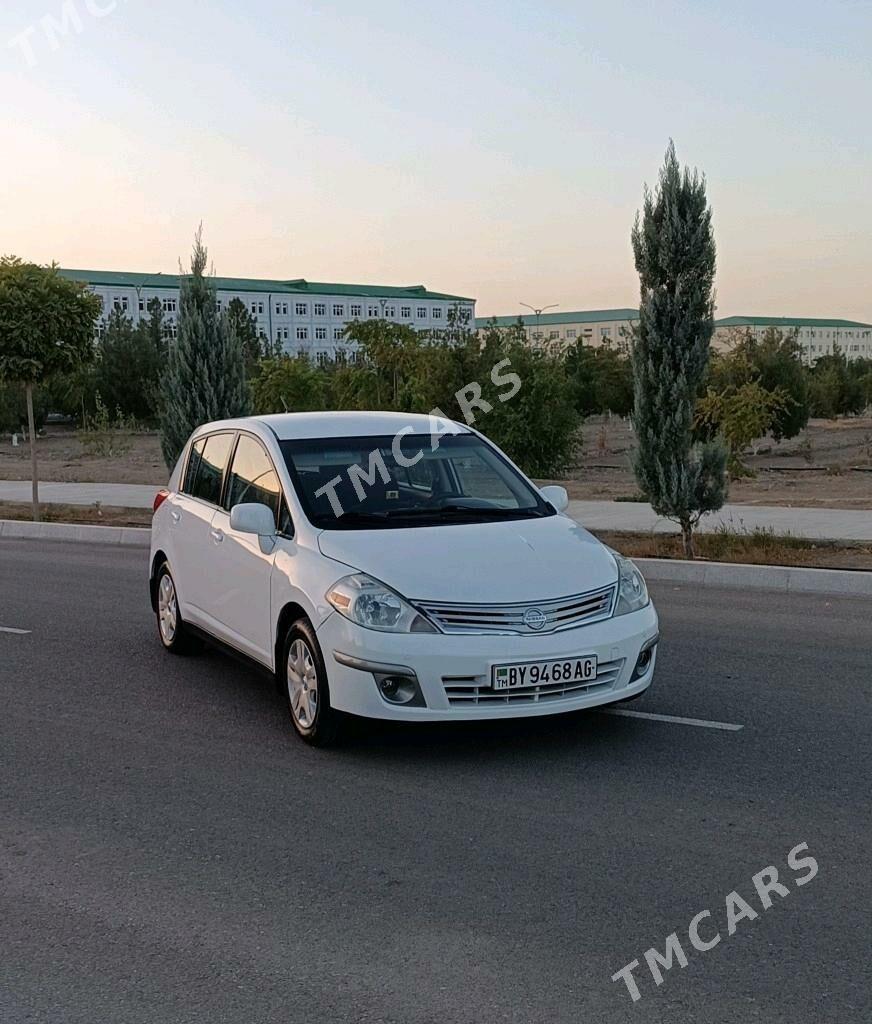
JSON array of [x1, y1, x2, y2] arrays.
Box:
[[611, 552, 650, 616], [326, 573, 437, 633]]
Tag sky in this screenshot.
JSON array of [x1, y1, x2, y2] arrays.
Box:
[[1, 0, 870, 320]]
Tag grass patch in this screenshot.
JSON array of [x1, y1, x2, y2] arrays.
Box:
[[593, 526, 872, 571], [0, 501, 151, 528]]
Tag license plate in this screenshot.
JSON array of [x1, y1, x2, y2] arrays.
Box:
[[491, 655, 598, 690]]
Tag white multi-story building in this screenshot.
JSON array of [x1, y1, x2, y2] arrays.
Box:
[[476, 309, 640, 349], [60, 269, 476, 362], [478, 309, 872, 363], [713, 316, 872, 363]]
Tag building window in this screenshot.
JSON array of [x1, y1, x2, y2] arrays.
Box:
[[367, 304, 379, 318], [549, 330, 559, 340], [400, 306, 412, 318], [316, 351, 329, 366], [162, 323, 178, 340], [566, 329, 577, 339], [138, 298, 145, 313], [350, 304, 362, 317], [295, 302, 308, 316], [315, 327, 328, 341], [348, 350, 359, 364], [161, 297, 177, 314], [333, 327, 344, 340], [276, 302, 288, 315], [432, 307, 443, 319], [417, 307, 428, 318], [385, 304, 396, 318], [314, 303, 326, 316], [600, 327, 611, 338], [333, 303, 344, 317], [113, 296, 129, 312], [296, 327, 309, 341]]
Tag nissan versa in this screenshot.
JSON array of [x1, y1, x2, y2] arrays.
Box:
[[150, 411, 659, 744]]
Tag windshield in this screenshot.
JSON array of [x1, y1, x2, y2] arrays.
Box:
[[280, 432, 553, 530]]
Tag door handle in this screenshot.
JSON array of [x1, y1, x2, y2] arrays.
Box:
[[210, 528, 224, 543], [170, 510, 181, 523]]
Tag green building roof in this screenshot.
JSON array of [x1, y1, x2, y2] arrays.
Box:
[[58, 268, 474, 303], [476, 308, 640, 329], [715, 315, 871, 329]]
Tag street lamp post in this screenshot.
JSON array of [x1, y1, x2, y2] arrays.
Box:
[[520, 302, 558, 344]]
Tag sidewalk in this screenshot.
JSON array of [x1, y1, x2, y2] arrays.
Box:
[[566, 500, 872, 542], [1, 480, 870, 541], [0, 481, 158, 509]]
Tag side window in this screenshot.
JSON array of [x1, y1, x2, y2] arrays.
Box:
[[225, 435, 283, 524], [182, 438, 206, 495], [189, 433, 235, 505]]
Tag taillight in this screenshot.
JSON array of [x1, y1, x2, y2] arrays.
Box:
[[153, 489, 170, 513]]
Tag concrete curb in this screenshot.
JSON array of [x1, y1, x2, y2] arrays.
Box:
[[0, 519, 150, 547], [2, 520, 871, 597], [637, 557, 872, 596]]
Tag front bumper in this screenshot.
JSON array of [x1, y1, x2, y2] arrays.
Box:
[[317, 602, 659, 721]]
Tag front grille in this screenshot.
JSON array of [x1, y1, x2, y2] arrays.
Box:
[[415, 584, 616, 636], [443, 658, 625, 706]]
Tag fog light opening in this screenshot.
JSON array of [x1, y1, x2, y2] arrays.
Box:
[[630, 636, 659, 682], [374, 672, 426, 707]]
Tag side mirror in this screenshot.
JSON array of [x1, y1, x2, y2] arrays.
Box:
[[229, 502, 277, 541], [540, 484, 569, 513]]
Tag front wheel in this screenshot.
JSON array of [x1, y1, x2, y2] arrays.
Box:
[[282, 619, 340, 746]]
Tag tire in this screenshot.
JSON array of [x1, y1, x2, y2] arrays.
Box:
[[281, 618, 340, 746], [154, 563, 201, 655]]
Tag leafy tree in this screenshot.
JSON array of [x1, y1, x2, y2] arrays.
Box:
[[807, 346, 866, 418], [630, 142, 727, 558], [712, 327, 809, 440], [94, 308, 162, 422], [158, 229, 250, 468], [0, 256, 100, 520], [695, 380, 788, 475], [251, 355, 327, 413], [225, 297, 265, 370], [477, 324, 581, 476], [343, 318, 424, 409], [565, 340, 634, 417]]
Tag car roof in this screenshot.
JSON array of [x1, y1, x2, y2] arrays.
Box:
[[195, 411, 472, 441]]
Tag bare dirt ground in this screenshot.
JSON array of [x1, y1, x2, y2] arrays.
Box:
[[1, 417, 871, 509], [542, 415, 872, 510], [0, 428, 166, 485]]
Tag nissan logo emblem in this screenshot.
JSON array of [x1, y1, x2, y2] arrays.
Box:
[[523, 607, 547, 631]]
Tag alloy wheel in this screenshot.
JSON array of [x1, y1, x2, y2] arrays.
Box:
[[158, 573, 177, 644], [287, 638, 318, 728]]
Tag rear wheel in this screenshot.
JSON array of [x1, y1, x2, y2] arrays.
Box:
[[282, 618, 340, 746], [155, 563, 200, 655]]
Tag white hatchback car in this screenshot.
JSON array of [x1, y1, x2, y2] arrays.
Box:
[[150, 412, 659, 744]]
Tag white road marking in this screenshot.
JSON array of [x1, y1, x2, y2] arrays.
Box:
[[0, 625, 31, 635], [600, 708, 743, 731]]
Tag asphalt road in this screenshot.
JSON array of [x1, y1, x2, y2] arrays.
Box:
[[1, 539, 870, 1024]]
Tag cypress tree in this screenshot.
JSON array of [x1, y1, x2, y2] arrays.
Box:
[[159, 228, 250, 467], [630, 142, 727, 558]]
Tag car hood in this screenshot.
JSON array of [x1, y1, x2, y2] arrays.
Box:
[[317, 513, 619, 603]]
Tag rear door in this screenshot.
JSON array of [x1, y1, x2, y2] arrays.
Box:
[[205, 433, 287, 664], [167, 431, 236, 628]]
